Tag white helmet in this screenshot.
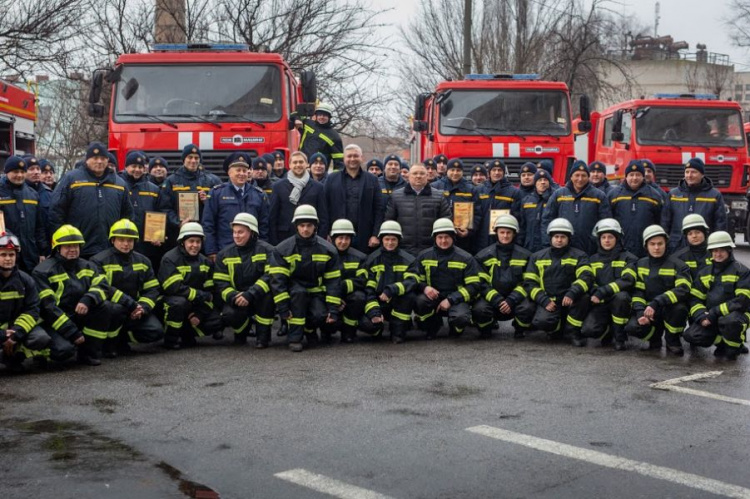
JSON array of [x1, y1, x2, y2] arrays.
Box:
[[593, 218, 622, 237], [706, 231, 735, 250], [547, 218, 574, 236], [681, 214, 709, 232], [431, 218, 456, 237], [378, 220, 403, 238], [330, 219, 356, 237], [642, 224, 668, 246], [494, 214, 519, 232], [178, 222, 205, 242], [291, 204, 319, 224], [231, 213, 259, 234], [314, 102, 334, 116]]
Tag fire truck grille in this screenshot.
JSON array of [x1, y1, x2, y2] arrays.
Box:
[[458, 157, 554, 182], [653, 163, 733, 189], [146, 149, 258, 181]]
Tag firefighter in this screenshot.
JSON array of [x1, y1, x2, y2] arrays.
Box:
[[403, 218, 482, 339], [147, 156, 169, 188], [49, 142, 134, 259], [607, 160, 663, 258], [423, 158, 439, 183], [24, 155, 53, 245], [541, 160, 611, 255], [272, 151, 287, 179], [121, 150, 163, 265], [516, 218, 593, 342], [367, 159, 383, 177], [252, 157, 275, 197], [0, 231, 51, 372], [321, 219, 367, 343], [672, 214, 711, 279], [294, 102, 345, 170], [624, 225, 691, 355], [434, 154, 448, 178], [476, 159, 523, 251], [470, 164, 488, 187], [269, 205, 342, 352], [642, 160, 668, 202], [158, 222, 223, 349], [309, 152, 329, 184], [518, 162, 537, 197], [661, 157, 727, 252], [536, 160, 561, 190], [588, 161, 613, 195], [202, 152, 270, 257], [90, 219, 163, 357], [472, 214, 533, 339], [361, 221, 415, 343], [0, 156, 49, 272], [579, 219, 638, 350], [33, 225, 116, 366], [214, 213, 276, 348], [684, 231, 750, 360], [40, 158, 57, 190], [430, 159, 482, 253], [379, 154, 406, 204], [519, 169, 552, 254]]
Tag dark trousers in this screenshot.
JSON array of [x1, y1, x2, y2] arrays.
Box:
[[107, 302, 164, 346], [472, 297, 535, 333], [321, 290, 366, 338], [625, 304, 687, 347], [683, 311, 748, 354], [581, 292, 631, 341], [1, 326, 51, 365], [360, 293, 414, 339], [162, 296, 222, 347], [43, 302, 113, 361], [221, 291, 275, 345], [413, 293, 471, 335], [287, 283, 328, 343], [515, 297, 589, 336]]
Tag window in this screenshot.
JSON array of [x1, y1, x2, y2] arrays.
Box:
[[602, 117, 613, 147]]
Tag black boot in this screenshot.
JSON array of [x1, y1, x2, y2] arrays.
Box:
[[233, 332, 248, 346]]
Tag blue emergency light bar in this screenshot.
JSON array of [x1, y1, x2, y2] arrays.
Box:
[[653, 93, 717, 100], [152, 43, 249, 52], [465, 73, 540, 80]]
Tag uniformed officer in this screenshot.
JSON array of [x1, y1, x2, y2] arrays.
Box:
[[147, 156, 169, 188], [321, 219, 367, 343], [33, 225, 116, 366], [430, 159, 482, 253], [294, 103, 345, 170], [578, 219, 638, 350], [588, 161, 613, 195], [476, 159, 523, 251], [202, 151, 270, 257], [434, 154, 448, 178], [519, 169, 553, 254], [684, 231, 750, 360], [361, 221, 415, 343], [661, 157, 727, 252], [470, 164, 488, 187], [0, 232, 50, 372], [214, 213, 276, 348], [367, 159, 383, 177], [0, 156, 49, 272], [378, 154, 407, 204], [40, 158, 57, 190], [642, 160, 668, 202], [607, 160, 663, 258], [271, 151, 287, 180], [121, 151, 163, 265], [423, 158, 439, 183], [24, 155, 53, 245], [518, 162, 537, 197], [158, 222, 223, 349], [624, 225, 691, 355], [517, 218, 593, 342], [403, 218, 482, 338], [309, 152, 329, 184], [269, 205, 342, 352], [90, 219, 163, 357], [49, 142, 134, 259], [252, 157, 274, 197], [541, 160, 611, 255], [472, 215, 533, 339], [536, 160, 561, 190], [672, 214, 711, 279]]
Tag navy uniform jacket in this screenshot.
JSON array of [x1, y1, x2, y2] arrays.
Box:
[[120, 172, 161, 249], [541, 181, 611, 255], [519, 189, 552, 254], [431, 176, 482, 253], [378, 176, 406, 207], [0, 178, 48, 271], [49, 166, 134, 258], [269, 177, 329, 245], [476, 178, 523, 251], [608, 182, 663, 258], [325, 169, 385, 253], [202, 182, 270, 254], [26, 179, 52, 244], [158, 166, 222, 237], [661, 177, 727, 252]]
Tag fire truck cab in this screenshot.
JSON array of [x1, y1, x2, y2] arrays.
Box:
[[88, 43, 316, 177], [0, 80, 36, 169], [410, 73, 591, 186]]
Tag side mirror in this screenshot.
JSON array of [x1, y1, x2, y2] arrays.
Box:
[[579, 94, 591, 122], [414, 93, 429, 120], [296, 102, 315, 117], [88, 103, 105, 118], [577, 121, 592, 133], [299, 70, 317, 104], [413, 120, 427, 132], [88, 71, 104, 105], [611, 109, 624, 142]]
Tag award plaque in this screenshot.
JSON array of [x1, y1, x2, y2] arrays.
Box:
[[489, 209, 510, 234], [143, 212, 167, 243], [453, 202, 474, 230], [178, 192, 200, 222]]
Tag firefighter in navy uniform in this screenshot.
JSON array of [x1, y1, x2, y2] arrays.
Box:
[[379, 154, 407, 203], [33, 225, 116, 366], [684, 231, 750, 360], [321, 219, 367, 343], [516, 218, 593, 343], [430, 159, 482, 253], [0, 232, 51, 372], [402, 218, 482, 339], [251, 157, 275, 197], [578, 219, 638, 350], [476, 159, 523, 251], [624, 225, 692, 355], [24, 155, 53, 247], [471, 164, 488, 187], [518, 162, 537, 198], [672, 214, 711, 280], [293, 103, 345, 170], [269, 205, 342, 352], [519, 169, 553, 254], [90, 220, 163, 357], [588, 161, 613, 195], [120, 150, 163, 266], [472, 215, 533, 339], [214, 213, 276, 348], [158, 222, 223, 349], [361, 221, 415, 343], [147, 156, 169, 188], [367, 158, 383, 177]]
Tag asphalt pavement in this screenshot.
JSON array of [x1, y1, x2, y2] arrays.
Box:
[[2, 244, 750, 499]]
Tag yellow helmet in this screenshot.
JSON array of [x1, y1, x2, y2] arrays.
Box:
[[52, 225, 85, 250], [109, 219, 139, 240]]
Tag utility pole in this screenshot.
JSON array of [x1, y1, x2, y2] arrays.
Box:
[[463, 0, 472, 76]]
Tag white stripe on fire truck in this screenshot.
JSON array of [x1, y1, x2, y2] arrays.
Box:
[[178, 132, 193, 149], [681, 152, 692, 164], [508, 143, 521, 157], [492, 143, 505, 157], [199, 132, 213, 150]]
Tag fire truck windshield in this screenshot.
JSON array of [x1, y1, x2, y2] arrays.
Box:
[[636, 106, 744, 147], [113, 64, 283, 123], [438, 90, 571, 137]]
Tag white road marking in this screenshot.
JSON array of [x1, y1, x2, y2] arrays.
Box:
[[274, 468, 395, 499], [650, 371, 750, 407], [467, 425, 750, 498]]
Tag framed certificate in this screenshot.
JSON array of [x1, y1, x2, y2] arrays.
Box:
[[489, 209, 510, 234], [453, 202, 474, 230], [178, 192, 200, 222], [143, 212, 167, 243]]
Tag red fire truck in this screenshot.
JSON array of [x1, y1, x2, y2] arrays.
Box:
[[0, 79, 36, 169], [88, 43, 316, 176], [580, 94, 749, 237], [410, 73, 591, 185]]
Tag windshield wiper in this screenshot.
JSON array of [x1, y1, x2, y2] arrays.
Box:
[[476, 126, 526, 140], [118, 113, 178, 129], [159, 113, 222, 129], [443, 124, 491, 140], [211, 112, 267, 129]]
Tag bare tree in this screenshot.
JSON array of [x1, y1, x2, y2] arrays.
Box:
[[727, 0, 750, 49]]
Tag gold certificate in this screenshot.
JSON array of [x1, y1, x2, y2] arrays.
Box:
[[489, 209, 510, 234], [144, 212, 167, 243], [178, 192, 200, 222], [453, 202, 474, 230]]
